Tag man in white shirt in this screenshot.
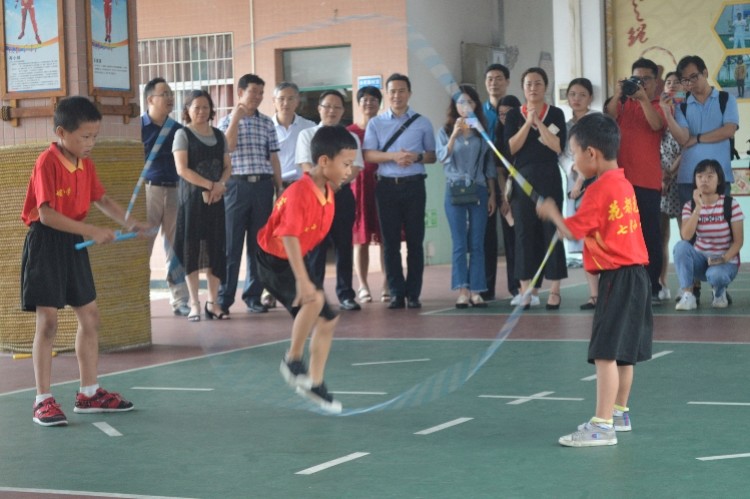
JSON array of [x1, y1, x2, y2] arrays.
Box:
[[272, 82, 316, 187], [296, 90, 364, 310]]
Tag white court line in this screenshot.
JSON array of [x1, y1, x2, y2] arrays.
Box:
[[130, 387, 214, 391], [93, 422, 123, 437], [295, 452, 369, 475], [696, 453, 750, 462], [0, 488, 197, 499], [688, 401, 750, 407], [479, 393, 584, 404], [414, 417, 473, 435], [581, 350, 674, 381], [331, 391, 388, 395], [352, 358, 430, 366]]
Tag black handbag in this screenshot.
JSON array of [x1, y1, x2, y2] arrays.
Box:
[[449, 142, 484, 205]]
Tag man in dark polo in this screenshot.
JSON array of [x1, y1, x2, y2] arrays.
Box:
[[363, 73, 436, 309], [141, 77, 190, 316]]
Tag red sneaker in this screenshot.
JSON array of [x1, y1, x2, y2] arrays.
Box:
[[74, 388, 134, 413], [33, 397, 68, 426]]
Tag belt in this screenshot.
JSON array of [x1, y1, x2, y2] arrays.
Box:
[[377, 174, 426, 185], [231, 174, 273, 183], [145, 180, 178, 187]]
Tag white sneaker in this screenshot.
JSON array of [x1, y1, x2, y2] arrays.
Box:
[[658, 287, 671, 301], [712, 290, 729, 309], [530, 295, 540, 307], [510, 294, 522, 306], [675, 293, 697, 311]]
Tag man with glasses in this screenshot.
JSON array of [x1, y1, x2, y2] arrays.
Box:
[[141, 77, 190, 316], [662, 55, 739, 208], [218, 74, 282, 315], [363, 73, 437, 309], [606, 58, 666, 305], [296, 90, 364, 310]]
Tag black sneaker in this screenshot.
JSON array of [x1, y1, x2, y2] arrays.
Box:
[[296, 382, 342, 413], [280, 357, 311, 389]]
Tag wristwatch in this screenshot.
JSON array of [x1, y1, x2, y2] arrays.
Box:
[[416, 153, 424, 163]]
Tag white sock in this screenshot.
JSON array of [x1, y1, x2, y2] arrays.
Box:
[[35, 393, 53, 405], [79, 384, 99, 397]]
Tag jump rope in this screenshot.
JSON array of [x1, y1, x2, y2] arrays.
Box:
[[76, 17, 562, 416]]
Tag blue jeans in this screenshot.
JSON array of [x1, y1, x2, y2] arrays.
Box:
[[673, 240, 738, 296], [444, 185, 488, 292]]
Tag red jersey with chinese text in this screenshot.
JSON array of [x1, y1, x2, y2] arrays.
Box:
[[257, 173, 335, 259], [21, 143, 106, 226], [564, 168, 648, 272]]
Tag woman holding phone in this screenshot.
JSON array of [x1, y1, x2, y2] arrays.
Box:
[[437, 85, 497, 308], [504, 67, 567, 309]]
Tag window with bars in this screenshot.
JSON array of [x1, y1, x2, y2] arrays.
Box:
[[138, 33, 234, 123]]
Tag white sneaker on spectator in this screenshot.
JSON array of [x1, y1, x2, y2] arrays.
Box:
[[675, 292, 697, 311], [712, 290, 728, 309], [658, 287, 671, 301], [510, 294, 522, 306]]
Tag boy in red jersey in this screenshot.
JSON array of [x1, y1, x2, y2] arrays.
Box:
[[537, 113, 653, 447], [21, 96, 149, 426], [257, 126, 356, 413]]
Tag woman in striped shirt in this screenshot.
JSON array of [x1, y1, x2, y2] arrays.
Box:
[[673, 159, 744, 310]]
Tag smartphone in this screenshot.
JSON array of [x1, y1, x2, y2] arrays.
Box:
[[672, 91, 687, 104]]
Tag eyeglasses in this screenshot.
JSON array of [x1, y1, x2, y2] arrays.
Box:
[[319, 104, 344, 111], [680, 73, 701, 85], [153, 91, 174, 98]]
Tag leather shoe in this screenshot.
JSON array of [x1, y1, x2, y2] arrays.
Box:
[[407, 298, 422, 309], [246, 302, 268, 313], [340, 299, 361, 311], [388, 296, 405, 309], [173, 304, 191, 317]]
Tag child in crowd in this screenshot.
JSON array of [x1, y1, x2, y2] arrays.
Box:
[[537, 113, 653, 447], [256, 125, 357, 413], [21, 96, 149, 426]]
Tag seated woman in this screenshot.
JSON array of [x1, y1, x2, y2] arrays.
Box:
[[674, 159, 744, 310]]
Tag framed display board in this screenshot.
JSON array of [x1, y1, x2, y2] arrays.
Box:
[[0, 0, 67, 99], [85, 0, 136, 98]]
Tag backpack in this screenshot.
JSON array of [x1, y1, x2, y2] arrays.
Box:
[[688, 194, 734, 245], [680, 91, 739, 160]]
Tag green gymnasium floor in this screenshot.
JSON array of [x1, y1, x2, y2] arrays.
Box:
[[1, 266, 748, 498]]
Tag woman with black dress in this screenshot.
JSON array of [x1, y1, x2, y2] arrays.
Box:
[[504, 67, 567, 309], [173, 90, 232, 321]]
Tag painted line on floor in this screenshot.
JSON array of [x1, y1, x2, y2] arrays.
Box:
[[93, 422, 123, 437], [414, 417, 473, 435], [130, 386, 214, 391], [0, 488, 197, 499], [581, 350, 674, 381], [352, 358, 430, 366], [295, 452, 370, 475], [688, 401, 750, 407], [696, 452, 750, 462], [479, 392, 584, 405], [331, 391, 388, 395]]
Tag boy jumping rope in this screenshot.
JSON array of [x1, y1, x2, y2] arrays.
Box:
[[537, 113, 653, 447], [256, 126, 357, 413], [21, 96, 149, 426]]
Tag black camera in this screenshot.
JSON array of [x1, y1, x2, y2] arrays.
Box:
[[620, 76, 644, 102]]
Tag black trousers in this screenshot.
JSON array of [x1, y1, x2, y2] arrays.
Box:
[[375, 178, 426, 300], [633, 186, 663, 296], [309, 184, 356, 302]]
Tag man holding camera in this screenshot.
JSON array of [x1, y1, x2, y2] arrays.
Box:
[[606, 57, 666, 305]]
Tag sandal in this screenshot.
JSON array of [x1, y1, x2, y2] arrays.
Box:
[[205, 301, 229, 320], [546, 292, 562, 310], [456, 294, 470, 309], [380, 290, 390, 303], [188, 301, 201, 322], [470, 294, 488, 308], [358, 287, 372, 303], [580, 296, 597, 310]]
